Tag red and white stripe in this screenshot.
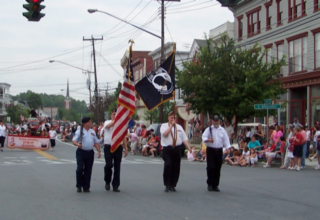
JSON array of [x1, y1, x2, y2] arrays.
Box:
[[111, 46, 135, 153]]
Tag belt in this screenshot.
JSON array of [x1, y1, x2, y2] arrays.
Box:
[[78, 148, 93, 152]]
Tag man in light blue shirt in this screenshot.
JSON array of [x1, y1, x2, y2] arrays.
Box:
[[72, 117, 101, 193]]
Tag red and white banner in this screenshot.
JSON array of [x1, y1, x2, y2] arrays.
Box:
[[6, 134, 49, 150]]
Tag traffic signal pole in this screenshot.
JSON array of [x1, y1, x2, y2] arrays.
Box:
[[83, 35, 103, 124]]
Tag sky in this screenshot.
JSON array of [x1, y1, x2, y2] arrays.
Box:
[[0, 0, 233, 104]]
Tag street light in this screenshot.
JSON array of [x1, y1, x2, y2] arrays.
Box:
[[49, 60, 94, 73], [49, 60, 93, 107], [87, 9, 162, 40]]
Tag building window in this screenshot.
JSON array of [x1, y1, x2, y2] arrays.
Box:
[[289, 0, 307, 20], [246, 6, 261, 37], [276, 40, 285, 76], [287, 33, 308, 73], [265, 1, 272, 30], [264, 44, 273, 64], [237, 15, 243, 41], [315, 32, 320, 69], [315, 0, 320, 12], [276, 0, 283, 25]]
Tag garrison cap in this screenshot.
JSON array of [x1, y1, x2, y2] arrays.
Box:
[[81, 117, 91, 124]]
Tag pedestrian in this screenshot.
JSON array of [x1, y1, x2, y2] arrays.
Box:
[[72, 117, 101, 193], [0, 119, 7, 152], [100, 109, 128, 192], [160, 111, 191, 192], [202, 114, 231, 192], [49, 126, 57, 151]]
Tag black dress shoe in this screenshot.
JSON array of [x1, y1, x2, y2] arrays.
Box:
[[77, 187, 82, 193], [164, 186, 170, 192], [169, 187, 176, 192], [105, 183, 110, 191], [207, 185, 213, 192], [113, 187, 120, 192], [83, 189, 90, 193], [212, 187, 220, 192]]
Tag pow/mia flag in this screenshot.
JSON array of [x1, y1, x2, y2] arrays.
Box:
[[135, 51, 175, 111]]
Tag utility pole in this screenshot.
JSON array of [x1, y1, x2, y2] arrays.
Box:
[[159, 0, 165, 123], [83, 35, 103, 124]]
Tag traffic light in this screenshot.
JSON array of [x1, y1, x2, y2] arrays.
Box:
[[22, 0, 45, 22], [216, 0, 241, 7]]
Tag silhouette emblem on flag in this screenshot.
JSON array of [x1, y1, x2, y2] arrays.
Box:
[[135, 51, 175, 111]]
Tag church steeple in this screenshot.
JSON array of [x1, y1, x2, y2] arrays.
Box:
[[66, 79, 70, 99], [64, 79, 71, 109]]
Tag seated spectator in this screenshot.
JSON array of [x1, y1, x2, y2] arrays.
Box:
[[149, 136, 161, 157], [196, 142, 207, 161], [222, 147, 229, 162], [238, 137, 247, 153], [247, 148, 258, 167], [263, 138, 282, 168], [224, 147, 235, 164], [229, 150, 242, 166], [187, 146, 201, 162], [142, 133, 158, 156], [247, 136, 262, 151], [61, 128, 71, 142]]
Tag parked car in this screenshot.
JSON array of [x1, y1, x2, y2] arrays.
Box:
[[147, 123, 162, 138]]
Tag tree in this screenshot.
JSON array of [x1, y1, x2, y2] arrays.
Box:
[[144, 101, 174, 124], [6, 105, 29, 124], [26, 92, 42, 109], [177, 35, 286, 122]]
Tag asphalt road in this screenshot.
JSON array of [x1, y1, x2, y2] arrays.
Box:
[[0, 137, 319, 220]]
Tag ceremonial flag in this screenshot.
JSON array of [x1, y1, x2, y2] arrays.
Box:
[[111, 45, 135, 153], [135, 51, 175, 111]]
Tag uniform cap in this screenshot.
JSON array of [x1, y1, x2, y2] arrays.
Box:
[[211, 114, 220, 121], [81, 117, 91, 124]]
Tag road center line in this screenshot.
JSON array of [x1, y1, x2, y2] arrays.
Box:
[[33, 149, 57, 160]]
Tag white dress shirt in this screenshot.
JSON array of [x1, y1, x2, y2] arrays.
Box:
[[160, 123, 188, 147], [202, 125, 231, 149], [101, 120, 113, 145]]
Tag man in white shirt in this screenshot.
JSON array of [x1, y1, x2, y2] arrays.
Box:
[[224, 121, 234, 144], [202, 114, 231, 192], [100, 109, 128, 192], [160, 111, 191, 192]]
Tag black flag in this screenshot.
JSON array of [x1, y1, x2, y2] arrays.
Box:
[[135, 51, 175, 111]]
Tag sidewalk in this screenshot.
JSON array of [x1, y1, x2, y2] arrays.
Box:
[[188, 141, 319, 169]]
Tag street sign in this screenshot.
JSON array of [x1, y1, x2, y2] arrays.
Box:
[[264, 99, 272, 104], [254, 104, 281, 110]]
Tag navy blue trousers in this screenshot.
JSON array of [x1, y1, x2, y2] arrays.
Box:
[[76, 148, 94, 190]]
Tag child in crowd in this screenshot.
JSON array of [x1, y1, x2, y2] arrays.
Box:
[[287, 137, 295, 170], [196, 142, 207, 161], [280, 136, 286, 166], [238, 146, 250, 166], [224, 147, 235, 164], [247, 148, 258, 167], [229, 150, 242, 166], [128, 132, 138, 155], [187, 146, 201, 162]]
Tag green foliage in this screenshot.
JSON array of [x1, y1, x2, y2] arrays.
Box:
[[144, 101, 174, 123], [5, 105, 29, 124], [11, 90, 89, 122], [177, 35, 286, 122]]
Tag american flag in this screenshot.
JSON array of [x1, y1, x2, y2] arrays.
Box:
[[111, 45, 135, 153]]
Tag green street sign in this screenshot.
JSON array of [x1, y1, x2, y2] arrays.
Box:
[[264, 99, 272, 104], [254, 104, 281, 110]]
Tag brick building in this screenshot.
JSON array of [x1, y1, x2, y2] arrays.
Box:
[[228, 0, 320, 126]]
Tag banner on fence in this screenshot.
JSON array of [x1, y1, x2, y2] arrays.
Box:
[[6, 135, 50, 150]]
